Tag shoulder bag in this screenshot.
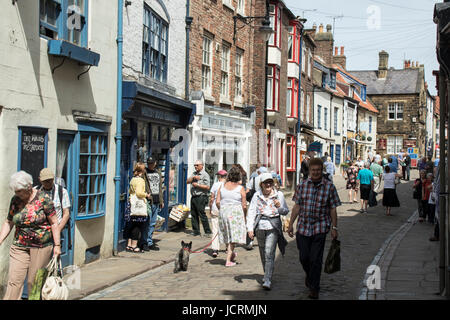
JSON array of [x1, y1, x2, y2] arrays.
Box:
[[41, 256, 69, 300], [129, 193, 148, 216]]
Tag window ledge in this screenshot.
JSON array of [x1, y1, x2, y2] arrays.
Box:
[[234, 100, 243, 108], [223, 2, 235, 12], [220, 97, 232, 106], [204, 93, 215, 102], [48, 40, 100, 66], [287, 117, 298, 121]]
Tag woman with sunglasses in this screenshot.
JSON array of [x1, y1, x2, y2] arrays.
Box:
[[246, 173, 289, 290]]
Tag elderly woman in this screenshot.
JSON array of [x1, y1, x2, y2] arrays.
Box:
[[216, 166, 247, 267], [246, 173, 289, 290], [0, 171, 61, 300]]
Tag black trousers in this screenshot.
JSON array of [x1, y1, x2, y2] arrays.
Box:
[[434, 221, 440, 239], [191, 195, 211, 235], [124, 221, 146, 242], [296, 232, 327, 292]]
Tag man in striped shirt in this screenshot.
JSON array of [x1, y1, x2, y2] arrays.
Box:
[[288, 158, 341, 299]]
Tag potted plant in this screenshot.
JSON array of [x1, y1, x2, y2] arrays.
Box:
[[367, 136, 372, 142]]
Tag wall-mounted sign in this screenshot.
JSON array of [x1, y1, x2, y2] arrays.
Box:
[[403, 139, 417, 148], [19, 127, 48, 185], [377, 138, 386, 150]]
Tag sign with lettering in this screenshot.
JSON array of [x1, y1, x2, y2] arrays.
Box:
[[377, 139, 386, 150], [19, 128, 47, 185], [403, 139, 417, 148], [140, 105, 181, 124]]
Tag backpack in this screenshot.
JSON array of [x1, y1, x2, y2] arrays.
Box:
[[246, 177, 256, 202]]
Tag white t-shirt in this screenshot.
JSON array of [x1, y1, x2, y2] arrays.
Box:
[[210, 181, 223, 213], [383, 172, 396, 189]]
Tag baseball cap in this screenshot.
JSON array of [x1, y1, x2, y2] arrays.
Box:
[[39, 168, 54, 181], [147, 157, 156, 164], [216, 170, 228, 176], [259, 173, 274, 183]]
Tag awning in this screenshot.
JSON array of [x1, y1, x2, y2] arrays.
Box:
[[301, 128, 334, 142]]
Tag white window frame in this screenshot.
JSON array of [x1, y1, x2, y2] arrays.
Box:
[[202, 35, 212, 94], [324, 107, 328, 131], [387, 136, 403, 154], [237, 0, 245, 15], [307, 49, 312, 78], [235, 49, 243, 100], [388, 102, 404, 120], [221, 43, 231, 99], [287, 79, 292, 117], [300, 89, 304, 121], [306, 95, 310, 123]]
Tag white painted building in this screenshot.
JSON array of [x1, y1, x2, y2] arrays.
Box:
[[0, 0, 119, 294]]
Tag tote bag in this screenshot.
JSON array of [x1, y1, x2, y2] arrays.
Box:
[[129, 194, 148, 216], [41, 256, 69, 300]]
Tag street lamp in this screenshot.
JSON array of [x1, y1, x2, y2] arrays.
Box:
[[233, 4, 274, 43]]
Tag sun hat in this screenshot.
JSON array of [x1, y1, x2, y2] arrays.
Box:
[[39, 168, 54, 181]]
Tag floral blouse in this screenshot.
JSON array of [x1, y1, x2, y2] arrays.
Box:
[[7, 191, 56, 248]]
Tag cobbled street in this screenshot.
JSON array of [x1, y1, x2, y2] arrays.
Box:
[[84, 171, 421, 300]]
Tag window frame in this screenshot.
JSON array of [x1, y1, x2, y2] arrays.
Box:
[[388, 102, 404, 121], [266, 65, 280, 111], [39, 0, 89, 48], [235, 49, 243, 100], [324, 107, 328, 131], [221, 42, 231, 99], [286, 135, 296, 171], [142, 6, 169, 83], [202, 35, 213, 94], [268, 3, 282, 48], [387, 135, 403, 154], [334, 107, 340, 135], [317, 105, 322, 129], [286, 78, 298, 118], [75, 131, 108, 220]]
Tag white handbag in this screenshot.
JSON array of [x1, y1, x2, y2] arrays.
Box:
[[129, 193, 148, 216], [42, 256, 69, 300]]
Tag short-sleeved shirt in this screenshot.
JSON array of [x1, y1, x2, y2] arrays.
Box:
[[210, 181, 224, 212], [292, 177, 341, 236], [357, 169, 374, 185], [190, 170, 210, 196], [7, 191, 56, 248], [39, 184, 71, 223], [324, 161, 335, 176], [370, 163, 383, 177]]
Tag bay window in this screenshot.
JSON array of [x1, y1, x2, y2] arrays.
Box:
[[269, 3, 281, 48], [286, 78, 298, 117]]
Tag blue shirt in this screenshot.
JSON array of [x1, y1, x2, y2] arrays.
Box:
[[435, 159, 440, 167], [324, 161, 335, 175], [357, 169, 374, 185]]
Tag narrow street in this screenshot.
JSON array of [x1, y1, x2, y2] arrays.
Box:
[[83, 171, 423, 300]]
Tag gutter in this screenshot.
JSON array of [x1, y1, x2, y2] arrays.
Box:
[[295, 25, 304, 186], [185, 0, 193, 100], [113, 0, 124, 255]]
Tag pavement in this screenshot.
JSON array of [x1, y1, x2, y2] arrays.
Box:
[[63, 169, 448, 300]]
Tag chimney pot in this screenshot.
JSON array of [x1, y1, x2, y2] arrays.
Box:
[[319, 24, 324, 33], [326, 24, 332, 32], [335, 47, 338, 56], [340, 46, 344, 55]]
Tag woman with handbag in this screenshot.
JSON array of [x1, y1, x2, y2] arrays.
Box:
[[124, 162, 150, 253], [0, 171, 61, 300], [382, 166, 402, 216], [246, 173, 289, 290]]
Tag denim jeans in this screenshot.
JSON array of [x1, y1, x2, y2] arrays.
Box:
[[255, 229, 278, 284], [141, 203, 160, 246]]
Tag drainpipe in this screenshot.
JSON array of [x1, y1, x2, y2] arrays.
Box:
[[295, 27, 304, 187], [185, 0, 192, 100], [113, 0, 124, 255]]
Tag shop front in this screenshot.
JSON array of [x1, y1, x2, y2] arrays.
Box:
[[189, 102, 253, 193], [119, 81, 195, 247]]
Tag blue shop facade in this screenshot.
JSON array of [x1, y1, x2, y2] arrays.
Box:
[[118, 81, 194, 249]]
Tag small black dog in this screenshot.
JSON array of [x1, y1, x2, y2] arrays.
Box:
[[174, 241, 192, 273]]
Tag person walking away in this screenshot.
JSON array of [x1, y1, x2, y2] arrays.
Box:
[[370, 160, 383, 193], [344, 161, 359, 203], [413, 170, 427, 222], [389, 155, 399, 173], [356, 162, 374, 213], [429, 166, 440, 241], [422, 173, 434, 224], [425, 156, 434, 175], [323, 157, 335, 183], [418, 156, 427, 171], [209, 170, 227, 257], [288, 158, 341, 299], [187, 160, 212, 237], [247, 173, 289, 290], [300, 155, 310, 181], [404, 153, 411, 180], [382, 166, 401, 216], [216, 166, 247, 267], [0, 171, 61, 300], [124, 163, 149, 253], [141, 157, 164, 251]]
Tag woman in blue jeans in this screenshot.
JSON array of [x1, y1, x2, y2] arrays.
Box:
[[246, 173, 289, 290]]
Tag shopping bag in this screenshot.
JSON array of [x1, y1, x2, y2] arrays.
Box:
[[324, 239, 341, 274], [41, 256, 69, 300], [368, 190, 378, 207], [29, 267, 49, 300]]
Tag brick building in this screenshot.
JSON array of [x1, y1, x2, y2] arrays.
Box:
[[351, 52, 428, 164], [188, 0, 266, 184]]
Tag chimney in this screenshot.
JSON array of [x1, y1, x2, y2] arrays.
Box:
[[335, 46, 338, 56], [378, 50, 389, 79], [312, 23, 317, 33], [326, 24, 332, 33], [319, 23, 324, 33], [313, 22, 334, 65], [333, 45, 347, 69], [404, 60, 407, 69]]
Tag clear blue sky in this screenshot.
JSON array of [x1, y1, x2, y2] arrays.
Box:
[[284, 0, 439, 95]]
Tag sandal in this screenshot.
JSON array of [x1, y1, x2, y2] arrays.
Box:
[[132, 246, 143, 253], [126, 246, 133, 252]]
